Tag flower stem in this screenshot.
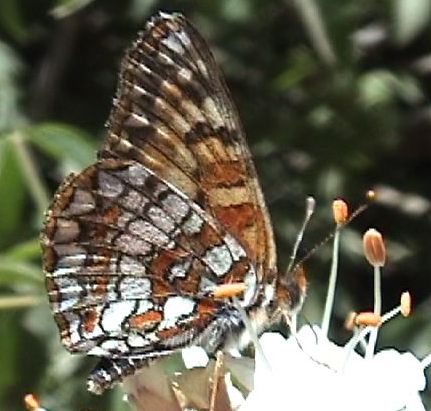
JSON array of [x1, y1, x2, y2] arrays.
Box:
[[321, 227, 340, 337], [365, 266, 381, 359], [290, 0, 337, 67]]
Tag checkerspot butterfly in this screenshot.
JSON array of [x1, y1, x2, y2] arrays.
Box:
[[41, 11, 306, 394]]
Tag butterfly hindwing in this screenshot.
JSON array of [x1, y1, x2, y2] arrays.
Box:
[[41, 159, 257, 359]]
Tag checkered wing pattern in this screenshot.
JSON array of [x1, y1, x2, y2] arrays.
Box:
[[42, 11, 278, 394]]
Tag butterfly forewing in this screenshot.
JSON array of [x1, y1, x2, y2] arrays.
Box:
[[101, 12, 276, 280]]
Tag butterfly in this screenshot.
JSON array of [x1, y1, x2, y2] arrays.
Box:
[[41, 11, 307, 395]]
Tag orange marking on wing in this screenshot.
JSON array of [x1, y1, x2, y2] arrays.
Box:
[[129, 310, 163, 330], [93, 275, 110, 296], [197, 298, 221, 316], [150, 248, 187, 295], [214, 203, 261, 260], [174, 259, 204, 294], [225, 259, 251, 284], [83, 309, 99, 333], [202, 161, 246, 189], [101, 205, 122, 226], [191, 137, 234, 166], [156, 325, 185, 340], [198, 222, 223, 249]]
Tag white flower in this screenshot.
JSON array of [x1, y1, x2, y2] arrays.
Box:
[[239, 326, 427, 411]]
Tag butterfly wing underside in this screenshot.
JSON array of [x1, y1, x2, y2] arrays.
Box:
[[41, 11, 277, 394]]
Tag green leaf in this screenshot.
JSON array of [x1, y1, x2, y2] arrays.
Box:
[[273, 49, 317, 91], [0, 256, 43, 285], [0, 135, 26, 248], [27, 122, 97, 171], [393, 0, 431, 46], [0, 295, 43, 310], [0, 313, 18, 390], [50, 0, 95, 19], [3, 238, 41, 261], [358, 70, 397, 107], [0, 41, 25, 132], [128, 0, 158, 21], [0, 0, 29, 43]]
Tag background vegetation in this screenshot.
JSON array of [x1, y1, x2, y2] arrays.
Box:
[[1, 0, 430, 410]]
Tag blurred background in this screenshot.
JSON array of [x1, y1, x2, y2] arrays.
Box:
[[1, 0, 430, 410]]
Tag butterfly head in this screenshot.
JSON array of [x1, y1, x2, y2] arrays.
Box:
[[274, 264, 307, 316]]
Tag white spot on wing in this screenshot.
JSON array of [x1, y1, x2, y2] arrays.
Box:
[[101, 301, 135, 332], [67, 189, 95, 215], [242, 268, 258, 307], [136, 300, 154, 314], [119, 256, 147, 275], [129, 219, 170, 246], [203, 245, 232, 277], [164, 296, 195, 320], [62, 311, 81, 346], [115, 234, 152, 256], [162, 33, 185, 54], [161, 194, 190, 222], [117, 211, 134, 228], [182, 211, 204, 235], [119, 189, 147, 213], [100, 339, 129, 354], [224, 234, 246, 261], [196, 59, 209, 78], [119, 277, 151, 299], [148, 205, 175, 233], [99, 171, 123, 198], [88, 346, 108, 356], [52, 267, 78, 277], [127, 164, 150, 185], [177, 30, 191, 47], [178, 67, 193, 81], [49, 276, 82, 312], [128, 333, 147, 348], [168, 258, 192, 281], [129, 112, 150, 126], [202, 97, 224, 128], [138, 62, 151, 74]]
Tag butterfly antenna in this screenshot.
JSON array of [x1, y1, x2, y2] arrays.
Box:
[[291, 190, 375, 272], [286, 196, 316, 274]]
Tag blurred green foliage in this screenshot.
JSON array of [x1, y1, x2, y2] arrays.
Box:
[[0, 0, 430, 410]]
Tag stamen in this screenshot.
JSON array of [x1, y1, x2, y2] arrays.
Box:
[[24, 394, 46, 411], [354, 312, 382, 327], [344, 311, 358, 331], [332, 198, 349, 225], [213, 283, 246, 299], [321, 199, 348, 337], [363, 229, 386, 359], [400, 291, 411, 317]]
